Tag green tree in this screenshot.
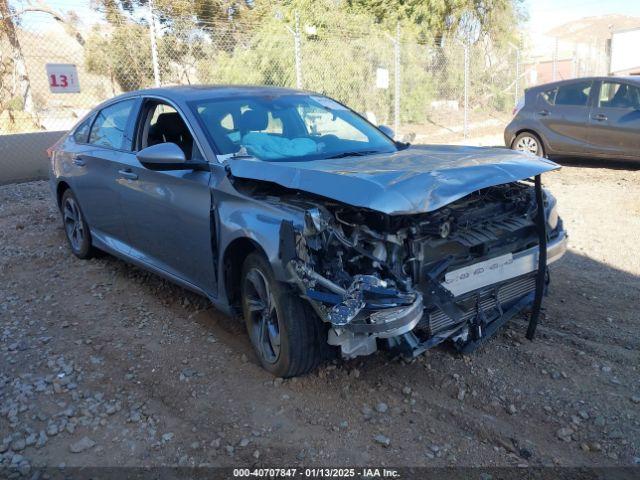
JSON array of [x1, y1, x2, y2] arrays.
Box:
[[85, 23, 155, 91]]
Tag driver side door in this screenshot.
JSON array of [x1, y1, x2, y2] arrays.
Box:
[[117, 98, 217, 294]]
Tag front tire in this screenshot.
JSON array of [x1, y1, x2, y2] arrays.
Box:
[[60, 189, 94, 259], [241, 252, 328, 377], [512, 132, 545, 157]]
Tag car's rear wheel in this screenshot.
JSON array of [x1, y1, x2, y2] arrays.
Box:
[[512, 132, 545, 157], [241, 252, 329, 377], [61, 189, 94, 259]]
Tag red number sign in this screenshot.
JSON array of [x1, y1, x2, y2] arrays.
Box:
[[46, 64, 80, 93]]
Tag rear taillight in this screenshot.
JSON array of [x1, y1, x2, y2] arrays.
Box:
[[47, 135, 65, 160], [512, 97, 525, 116]]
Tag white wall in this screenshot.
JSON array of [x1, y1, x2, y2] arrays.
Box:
[[0, 131, 65, 185], [610, 29, 640, 73]]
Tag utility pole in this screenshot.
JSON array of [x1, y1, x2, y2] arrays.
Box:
[[514, 47, 520, 106], [148, 0, 161, 87], [552, 37, 558, 82], [463, 42, 469, 139], [293, 11, 303, 89], [394, 22, 401, 136]]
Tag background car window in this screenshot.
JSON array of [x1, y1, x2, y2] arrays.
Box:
[[72, 115, 93, 143], [89, 99, 135, 149], [540, 88, 557, 105], [554, 82, 592, 107], [598, 82, 640, 109]]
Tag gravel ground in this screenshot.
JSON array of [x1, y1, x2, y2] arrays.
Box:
[[1, 161, 639, 475]]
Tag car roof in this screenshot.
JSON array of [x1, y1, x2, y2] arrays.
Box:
[[114, 85, 312, 103], [530, 76, 640, 91]]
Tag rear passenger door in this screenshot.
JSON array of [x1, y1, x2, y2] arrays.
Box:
[[69, 98, 138, 251], [587, 80, 640, 157], [536, 80, 593, 154]]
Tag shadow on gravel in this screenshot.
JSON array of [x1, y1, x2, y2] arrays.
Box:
[[92, 244, 640, 364], [550, 156, 640, 171]]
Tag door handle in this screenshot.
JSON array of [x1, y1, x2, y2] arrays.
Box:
[[72, 156, 86, 167], [118, 169, 138, 180], [591, 113, 608, 121], [537, 109, 550, 116]]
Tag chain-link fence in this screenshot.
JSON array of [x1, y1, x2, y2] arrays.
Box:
[[0, 0, 611, 184]]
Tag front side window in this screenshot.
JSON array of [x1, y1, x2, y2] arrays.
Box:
[[598, 82, 640, 109], [138, 102, 201, 161], [190, 94, 396, 162], [89, 99, 136, 149], [554, 81, 592, 107]]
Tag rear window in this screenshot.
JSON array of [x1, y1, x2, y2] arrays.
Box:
[[555, 81, 592, 106], [540, 88, 557, 105], [89, 99, 136, 150], [72, 115, 93, 144]]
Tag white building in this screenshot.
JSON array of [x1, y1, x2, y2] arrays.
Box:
[[609, 27, 640, 75]]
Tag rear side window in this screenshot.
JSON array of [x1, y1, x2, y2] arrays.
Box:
[[72, 115, 93, 144], [554, 81, 592, 107], [89, 99, 136, 150], [540, 88, 557, 105], [598, 82, 640, 109]]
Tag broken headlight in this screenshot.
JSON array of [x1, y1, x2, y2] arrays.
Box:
[[547, 202, 559, 231]]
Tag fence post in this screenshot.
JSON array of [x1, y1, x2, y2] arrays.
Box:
[[294, 11, 303, 89], [463, 42, 469, 140], [148, 0, 161, 87], [514, 47, 520, 107], [552, 37, 558, 82], [394, 22, 401, 136]]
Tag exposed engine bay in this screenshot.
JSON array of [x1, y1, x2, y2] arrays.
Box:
[[269, 179, 566, 359]]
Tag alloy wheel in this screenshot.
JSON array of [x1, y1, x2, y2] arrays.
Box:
[[63, 197, 84, 252], [515, 135, 540, 155], [245, 268, 281, 364]]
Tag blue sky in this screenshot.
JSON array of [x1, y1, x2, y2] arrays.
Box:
[[525, 0, 640, 35], [12, 0, 640, 34]]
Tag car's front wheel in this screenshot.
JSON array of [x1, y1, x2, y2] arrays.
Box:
[[512, 132, 545, 157], [60, 189, 94, 259], [241, 252, 329, 377]]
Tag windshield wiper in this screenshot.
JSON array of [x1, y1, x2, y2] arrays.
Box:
[[326, 150, 382, 159]]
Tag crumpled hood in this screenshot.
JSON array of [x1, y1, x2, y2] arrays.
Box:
[[227, 144, 560, 215]]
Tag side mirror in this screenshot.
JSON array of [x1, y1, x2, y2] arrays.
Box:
[[378, 125, 395, 139], [136, 143, 206, 171]]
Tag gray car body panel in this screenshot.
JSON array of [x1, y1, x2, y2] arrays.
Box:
[[50, 85, 560, 318], [227, 145, 559, 215]]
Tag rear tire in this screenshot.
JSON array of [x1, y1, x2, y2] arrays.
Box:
[[60, 189, 94, 259], [512, 132, 545, 157], [241, 252, 329, 377]]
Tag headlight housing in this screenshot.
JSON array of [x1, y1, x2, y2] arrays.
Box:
[[547, 204, 559, 230], [545, 192, 559, 231]]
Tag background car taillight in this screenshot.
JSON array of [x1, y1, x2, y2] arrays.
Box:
[[512, 96, 525, 116]]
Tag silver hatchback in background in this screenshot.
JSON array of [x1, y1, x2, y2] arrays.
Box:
[[505, 76, 640, 160]]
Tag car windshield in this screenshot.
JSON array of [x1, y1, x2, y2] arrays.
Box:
[[189, 94, 397, 162]]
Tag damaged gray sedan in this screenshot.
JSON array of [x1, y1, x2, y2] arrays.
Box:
[[49, 86, 567, 377]]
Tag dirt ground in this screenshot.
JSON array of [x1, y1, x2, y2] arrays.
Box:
[[1, 159, 639, 474]]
